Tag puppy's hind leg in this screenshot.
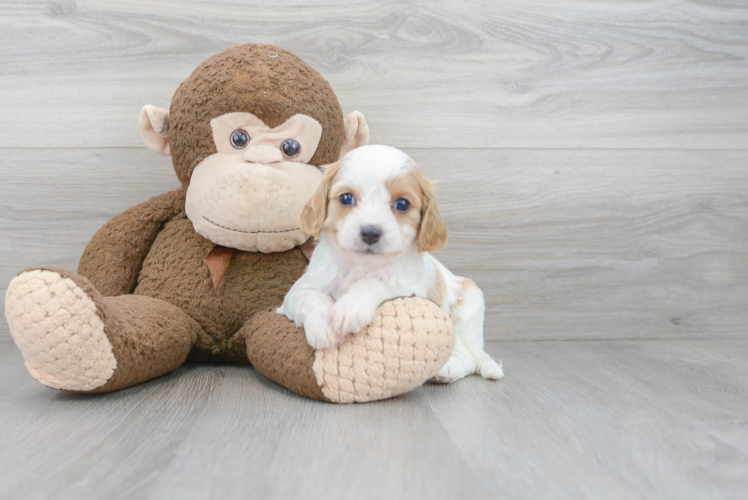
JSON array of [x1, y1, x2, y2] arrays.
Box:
[[442, 281, 503, 382], [433, 336, 478, 383]]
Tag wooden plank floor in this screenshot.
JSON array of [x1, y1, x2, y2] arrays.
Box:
[[1, 340, 747, 500], [1, 1, 747, 499]]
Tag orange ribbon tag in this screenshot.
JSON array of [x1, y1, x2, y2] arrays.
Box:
[[299, 237, 315, 261], [204, 239, 315, 291], [204, 245, 238, 291]]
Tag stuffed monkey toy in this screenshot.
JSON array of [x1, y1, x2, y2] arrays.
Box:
[[4, 44, 454, 403]]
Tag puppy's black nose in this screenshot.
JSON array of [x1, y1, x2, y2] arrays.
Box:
[[360, 225, 381, 246]]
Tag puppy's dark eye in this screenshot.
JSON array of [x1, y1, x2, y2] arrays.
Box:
[[231, 129, 249, 149], [394, 198, 410, 212], [339, 193, 355, 206], [281, 139, 300, 157]]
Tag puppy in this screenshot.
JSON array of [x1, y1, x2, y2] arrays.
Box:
[[277, 145, 503, 383]]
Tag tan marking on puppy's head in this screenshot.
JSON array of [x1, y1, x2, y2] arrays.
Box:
[[327, 182, 362, 244], [386, 173, 424, 232], [300, 160, 341, 239]]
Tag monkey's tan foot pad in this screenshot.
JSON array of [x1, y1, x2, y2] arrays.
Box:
[[5, 269, 116, 391], [313, 297, 454, 404]]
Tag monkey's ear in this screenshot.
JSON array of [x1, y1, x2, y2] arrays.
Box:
[[339, 111, 369, 159], [138, 105, 171, 156]]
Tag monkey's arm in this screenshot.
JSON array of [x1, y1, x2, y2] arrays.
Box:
[[78, 188, 186, 296]]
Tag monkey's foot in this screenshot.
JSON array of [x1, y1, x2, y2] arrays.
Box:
[[313, 297, 455, 403], [5, 269, 116, 391], [246, 297, 455, 403]]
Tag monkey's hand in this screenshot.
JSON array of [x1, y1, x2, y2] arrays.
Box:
[[78, 188, 185, 296]]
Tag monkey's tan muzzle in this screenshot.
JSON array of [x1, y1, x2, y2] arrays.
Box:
[[185, 157, 323, 252]]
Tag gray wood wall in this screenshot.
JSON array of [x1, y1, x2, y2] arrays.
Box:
[[1, 0, 747, 342]]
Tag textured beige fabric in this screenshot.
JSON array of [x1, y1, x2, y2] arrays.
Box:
[[5, 270, 116, 391], [210, 112, 322, 164], [312, 297, 454, 403], [185, 157, 323, 252]]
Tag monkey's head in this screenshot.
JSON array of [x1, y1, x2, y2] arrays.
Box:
[[138, 44, 368, 252]]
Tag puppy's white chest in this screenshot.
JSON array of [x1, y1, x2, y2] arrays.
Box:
[[332, 267, 385, 299], [330, 260, 428, 301]]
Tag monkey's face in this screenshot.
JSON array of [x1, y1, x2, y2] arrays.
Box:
[[185, 112, 324, 252], [138, 44, 370, 253]]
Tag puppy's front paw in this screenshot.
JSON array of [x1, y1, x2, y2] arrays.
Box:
[[304, 313, 343, 350], [328, 294, 377, 337]]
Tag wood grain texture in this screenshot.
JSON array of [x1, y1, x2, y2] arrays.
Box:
[[0, 0, 746, 149], [2, 3, 747, 499], [1, 340, 746, 500], [2, 148, 746, 342]]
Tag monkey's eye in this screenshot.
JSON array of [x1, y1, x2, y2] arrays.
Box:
[[339, 193, 355, 206], [230, 129, 249, 149], [394, 198, 410, 212], [281, 139, 300, 157]]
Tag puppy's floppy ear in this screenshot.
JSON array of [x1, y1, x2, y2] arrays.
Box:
[[416, 170, 448, 253], [300, 161, 341, 239]]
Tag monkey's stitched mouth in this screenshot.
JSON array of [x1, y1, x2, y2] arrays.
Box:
[[202, 216, 300, 234]]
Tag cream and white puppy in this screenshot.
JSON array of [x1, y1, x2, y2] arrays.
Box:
[[277, 145, 503, 383]]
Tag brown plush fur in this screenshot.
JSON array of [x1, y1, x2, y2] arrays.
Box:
[[133, 216, 308, 361], [8, 44, 450, 401], [33, 267, 203, 393], [76, 44, 337, 366], [80, 203, 309, 364], [243, 308, 329, 401], [67, 45, 337, 390], [169, 44, 345, 186], [78, 188, 186, 296]]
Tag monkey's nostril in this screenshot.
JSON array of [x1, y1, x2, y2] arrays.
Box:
[[360, 225, 381, 246]]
